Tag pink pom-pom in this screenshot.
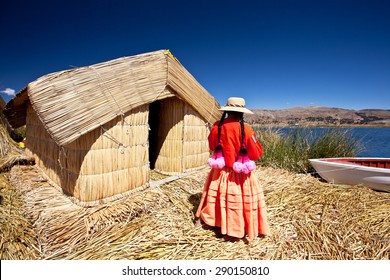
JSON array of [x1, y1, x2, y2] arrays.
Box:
[[208, 157, 216, 168], [240, 153, 256, 173], [244, 160, 256, 172], [214, 157, 226, 169], [241, 164, 250, 174], [233, 161, 244, 173], [208, 149, 225, 169], [233, 151, 256, 174]]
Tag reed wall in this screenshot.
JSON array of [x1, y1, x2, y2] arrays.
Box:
[[25, 96, 210, 206], [26, 103, 150, 206], [152, 97, 210, 175], [182, 103, 210, 171]]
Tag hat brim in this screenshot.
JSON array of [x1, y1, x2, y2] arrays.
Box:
[[219, 106, 254, 114]]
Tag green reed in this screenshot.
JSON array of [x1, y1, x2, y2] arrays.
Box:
[[255, 126, 364, 173]]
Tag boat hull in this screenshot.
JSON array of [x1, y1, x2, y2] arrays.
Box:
[[309, 158, 390, 192]]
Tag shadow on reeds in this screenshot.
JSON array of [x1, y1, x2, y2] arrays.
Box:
[[188, 192, 256, 244]]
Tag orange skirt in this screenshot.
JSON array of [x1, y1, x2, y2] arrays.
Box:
[[196, 167, 270, 240]]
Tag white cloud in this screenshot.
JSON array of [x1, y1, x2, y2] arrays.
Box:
[[0, 88, 16, 97]]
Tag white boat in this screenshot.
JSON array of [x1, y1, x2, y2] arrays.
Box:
[[309, 158, 390, 192]]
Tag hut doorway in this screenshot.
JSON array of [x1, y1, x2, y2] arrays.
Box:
[[148, 101, 161, 170], [148, 97, 185, 175]]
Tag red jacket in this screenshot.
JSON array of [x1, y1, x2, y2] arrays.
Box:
[[208, 117, 264, 167]]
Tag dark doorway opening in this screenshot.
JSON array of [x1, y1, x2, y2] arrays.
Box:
[[148, 100, 161, 170]]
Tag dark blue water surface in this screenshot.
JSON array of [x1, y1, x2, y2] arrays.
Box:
[[351, 127, 390, 158]]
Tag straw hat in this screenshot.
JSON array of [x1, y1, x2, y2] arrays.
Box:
[[219, 97, 253, 114]]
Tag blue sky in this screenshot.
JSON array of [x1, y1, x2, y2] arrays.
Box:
[[1, 0, 389, 110]]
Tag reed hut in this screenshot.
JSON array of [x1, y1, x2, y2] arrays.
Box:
[[4, 50, 221, 206]]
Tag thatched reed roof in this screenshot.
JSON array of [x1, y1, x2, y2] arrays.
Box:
[[4, 50, 221, 146]]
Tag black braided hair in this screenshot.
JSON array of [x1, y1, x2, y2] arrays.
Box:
[[217, 111, 227, 145], [217, 111, 246, 153], [239, 113, 245, 144], [239, 113, 247, 153]]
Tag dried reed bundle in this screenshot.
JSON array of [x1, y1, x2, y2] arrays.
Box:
[[5, 164, 389, 260], [0, 118, 38, 259], [0, 173, 40, 260], [0, 112, 20, 159]]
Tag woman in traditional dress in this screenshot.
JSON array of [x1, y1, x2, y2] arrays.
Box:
[[195, 97, 270, 240]]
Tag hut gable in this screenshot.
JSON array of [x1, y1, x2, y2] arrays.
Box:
[[4, 50, 221, 206]]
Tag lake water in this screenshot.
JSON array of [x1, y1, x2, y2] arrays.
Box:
[[277, 127, 390, 158], [351, 127, 390, 158]]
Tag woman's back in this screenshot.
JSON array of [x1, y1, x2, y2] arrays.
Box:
[[208, 115, 263, 167]]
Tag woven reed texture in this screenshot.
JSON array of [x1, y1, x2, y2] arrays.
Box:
[[26, 104, 150, 204], [6, 49, 221, 205], [25, 97, 211, 205], [151, 97, 210, 175], [182, 103, 210, 170], [28, 51, 167, 146], [7, 164, 389, 260], [5, 50, 221, 147], [153, 97, 184, 174]]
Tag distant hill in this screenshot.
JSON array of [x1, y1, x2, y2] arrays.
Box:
[[245, 106, 390, 126]]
